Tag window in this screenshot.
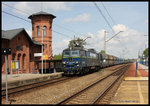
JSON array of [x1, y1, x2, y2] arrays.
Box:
[[63, 51, 70, 57], [43, 26, 46, 36], [45, 44, 47, 48], [37, 26, 40, 36], [22, 54, 26, 69], [71, 50, 79, 57], [17, 54, 21, 69], [18, 37, 21, 40]]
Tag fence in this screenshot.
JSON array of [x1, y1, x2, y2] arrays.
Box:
[[138, 60, 148, 66], [136, 61, 148, 70]]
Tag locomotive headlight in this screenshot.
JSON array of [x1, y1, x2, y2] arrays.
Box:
[[103, 59, 106, 62], [62, 61, 66, 64], [75, 61, 78, 64]]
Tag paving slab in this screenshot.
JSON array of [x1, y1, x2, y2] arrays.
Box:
[[110, 80, 148, 104]]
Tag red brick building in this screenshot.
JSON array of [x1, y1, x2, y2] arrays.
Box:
[[2, 11, 56, 74], [2, 28, 42, 74]]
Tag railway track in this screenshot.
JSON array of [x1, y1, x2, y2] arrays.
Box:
[[2, 64, 129, 104], [55, 64, 130, 105], [1, 76, 78, 99]]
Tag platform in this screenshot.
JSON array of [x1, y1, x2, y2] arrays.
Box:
[[124, 62, 148, 80], [110, 62, 149, 104], [1, 72, 63, 89]]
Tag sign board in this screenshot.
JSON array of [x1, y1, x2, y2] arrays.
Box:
[[12, 61, 15, 70], [43, 55, 48, 60], [15, 61, 19, 69], [34, 53, 42, 57], [11, 60, 19, 70]]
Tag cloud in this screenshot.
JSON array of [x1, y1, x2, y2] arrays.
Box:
[[43, 2, 72, 11], [63, 13, 91, 23], [112, 24, 128, 34], [13, 2, 72, 16]]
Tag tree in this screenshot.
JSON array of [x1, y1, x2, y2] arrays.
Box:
[[143, 48, 148, 57], [100, 50, 105, 54], [53, 54, 62, 60]]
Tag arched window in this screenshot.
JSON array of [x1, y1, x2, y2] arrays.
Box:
[[37, 26, 40, 36], [17, 54, 21, 69], [22, 54, 26, 69], [43, 26, 47, 36]]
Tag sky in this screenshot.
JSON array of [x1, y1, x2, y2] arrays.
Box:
[[2, 1, 148, 59]]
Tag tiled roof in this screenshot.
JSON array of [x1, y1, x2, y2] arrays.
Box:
[[2, 28, 42, 46], [2, 28, 24, 40]]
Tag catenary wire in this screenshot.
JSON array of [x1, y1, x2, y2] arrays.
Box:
[[93, 2, 115, 34], [2, 10, 72, 39], [101, 2, 117, 25], [2, 3, 85, 38]]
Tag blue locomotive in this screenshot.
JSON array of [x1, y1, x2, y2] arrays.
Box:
[[62, 46, 126, 76]]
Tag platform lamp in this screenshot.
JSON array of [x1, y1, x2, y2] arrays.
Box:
[[2, 48, 11, 104]]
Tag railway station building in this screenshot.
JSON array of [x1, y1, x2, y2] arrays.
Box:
[[2, 11, 56, 74]]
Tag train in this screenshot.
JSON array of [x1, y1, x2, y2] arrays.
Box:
[[62, 46, 129, 76]]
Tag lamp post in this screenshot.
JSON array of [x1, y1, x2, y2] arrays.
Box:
[[41, 27, 44, 74], [104, 30, 108, 54], [144, 35, 148, 52], [103, 30, 108, 61]]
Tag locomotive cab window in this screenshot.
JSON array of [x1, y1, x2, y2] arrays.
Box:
[[71, 50, 79, 57], [63, 51, 70, 57]]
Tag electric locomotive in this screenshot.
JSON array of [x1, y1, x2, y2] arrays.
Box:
[[62, 46, 100, 75]]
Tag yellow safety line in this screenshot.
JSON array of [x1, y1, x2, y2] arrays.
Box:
[[137, 81, 145, 104]]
